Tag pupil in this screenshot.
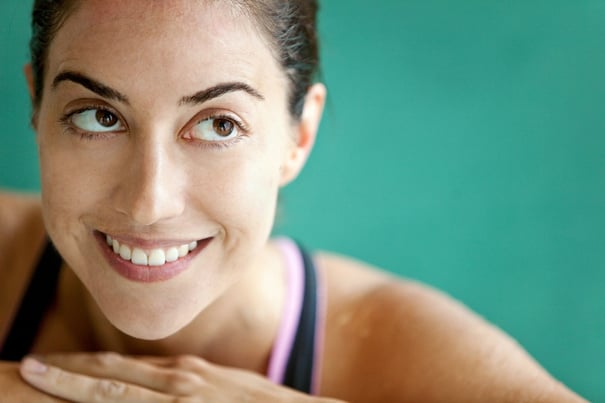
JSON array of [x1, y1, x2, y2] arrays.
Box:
[[96, 110, 117, 127], [213, 119, 234, 137]]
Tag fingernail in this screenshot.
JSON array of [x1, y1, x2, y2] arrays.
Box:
[[22, 357, 48, 374]]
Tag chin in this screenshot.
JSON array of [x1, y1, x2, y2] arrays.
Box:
[[86, 275, 212, 341], [116, 322, 184, 341], [73, 237, 229, 341], [102, 301, 198, 340]]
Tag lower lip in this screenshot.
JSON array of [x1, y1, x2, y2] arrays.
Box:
[[94, 232, 212, 283]]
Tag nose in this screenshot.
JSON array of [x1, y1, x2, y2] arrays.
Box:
[[113, 135, 185, 226]]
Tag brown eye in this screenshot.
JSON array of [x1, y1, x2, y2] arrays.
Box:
[[96, 110, 118, 127], [212, 118, 235, 137], [191, 116, 240, 142], [70, 108, 123, 132]]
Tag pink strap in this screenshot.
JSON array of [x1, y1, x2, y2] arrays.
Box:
[[267, 237, 305, 384], [311, 253, 326, 395]]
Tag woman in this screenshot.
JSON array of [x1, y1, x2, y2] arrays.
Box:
[[0, 0, 586, 401]]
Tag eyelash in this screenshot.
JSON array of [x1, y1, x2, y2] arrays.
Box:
[[190, 133, 246, 151], [58, 104, 122, 141], [186, 113, 250, 150], [58, 107, 250, 149]]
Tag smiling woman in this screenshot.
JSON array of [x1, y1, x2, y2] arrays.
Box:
[[0, 0, 591, 402]]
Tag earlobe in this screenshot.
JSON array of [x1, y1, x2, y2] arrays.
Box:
[[279, 83, 327, 186]]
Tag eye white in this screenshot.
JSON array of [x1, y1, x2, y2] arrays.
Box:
[[71, 109, 122, 132], [191, 117, 238, 141]]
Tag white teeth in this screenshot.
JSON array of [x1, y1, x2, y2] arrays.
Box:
[[165, 247, 179, 263], [106, 235, 202, 267], [148, 249, 166, 266], [178, 244, 189, 257], [131, 248, 148, 265], [119, 244, 132, 260]]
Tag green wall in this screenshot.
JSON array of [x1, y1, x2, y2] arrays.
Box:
[[1, 1, 603, 400]]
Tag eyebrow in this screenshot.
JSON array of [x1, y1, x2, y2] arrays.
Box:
[[52, 71, 129, 103], [179, 82, 265, 105], [51, 70, 265, 106]]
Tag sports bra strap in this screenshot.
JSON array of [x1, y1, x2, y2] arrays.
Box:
[[0, 239, 62, 361], [282, 240, 319, 393]]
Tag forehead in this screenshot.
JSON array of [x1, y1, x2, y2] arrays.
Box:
[[46, 0, 282, 100], [62, 0, 252, 37]]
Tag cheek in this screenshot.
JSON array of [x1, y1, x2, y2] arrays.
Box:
[[37, 130, 116, 242], [186, 125, 292, 242], [190, 145, 283, 238], [38, 137, 82, 231]]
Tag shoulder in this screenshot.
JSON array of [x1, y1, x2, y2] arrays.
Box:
[[316, 252, 585, 402], [0, 191, 45, 257], [0, 191, 43, 230], [0, 191, 47, 343]]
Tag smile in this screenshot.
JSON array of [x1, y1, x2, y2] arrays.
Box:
[[105, 234, 198, 266], [95, 231, 212, 282]]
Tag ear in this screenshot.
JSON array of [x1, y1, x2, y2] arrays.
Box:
[[23, 64, 38, 128], [279, 83, 326, 186], [24, 64, 36, 101]]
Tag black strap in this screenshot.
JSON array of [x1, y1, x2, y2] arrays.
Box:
[[282, 241, 318, 393], [0, 239, 62, 361]]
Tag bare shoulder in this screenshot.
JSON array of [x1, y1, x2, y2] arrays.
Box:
[[0, 191, 45, 260], [0, 191, 47, 343], [316, 252, 586, 403], [0, 190, 44, 231]]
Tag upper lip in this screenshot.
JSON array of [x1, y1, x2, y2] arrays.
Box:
[[95, 230, 211, 249]]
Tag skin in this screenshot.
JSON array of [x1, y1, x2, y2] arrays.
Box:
[[0, 0, 588, 401]]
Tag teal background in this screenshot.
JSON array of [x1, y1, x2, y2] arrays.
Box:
[[1, 1, 603, 400]]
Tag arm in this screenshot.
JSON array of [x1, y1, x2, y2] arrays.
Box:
[[327, 278, 586, 402]]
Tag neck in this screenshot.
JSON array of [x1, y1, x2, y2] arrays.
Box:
[[65, 241, 287, 375]]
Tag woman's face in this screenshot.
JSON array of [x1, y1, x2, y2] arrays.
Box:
[[32, 0, 315, 339]]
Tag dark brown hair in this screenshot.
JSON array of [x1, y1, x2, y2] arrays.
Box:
[[30, 0, 320, 119]]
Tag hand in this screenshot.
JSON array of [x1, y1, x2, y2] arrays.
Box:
[[0, 360, 67, 402], [19, 352, 343, 402]]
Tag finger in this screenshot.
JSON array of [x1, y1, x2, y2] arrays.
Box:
[[42, 352, 173, 368], [133, 354, 204, 370], [39, 352, 205, 395], [139, 354, 216, 378], [132, 355, 176, 366], [20, 357, 178, 403]]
